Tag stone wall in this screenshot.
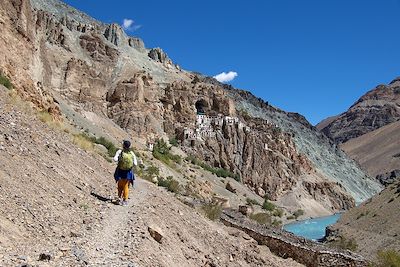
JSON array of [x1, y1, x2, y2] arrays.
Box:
[[220, 210, 367, 267]]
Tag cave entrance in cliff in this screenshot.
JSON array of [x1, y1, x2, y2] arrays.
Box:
[[195, 99, 208, 115]]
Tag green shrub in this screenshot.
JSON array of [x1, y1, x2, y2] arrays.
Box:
[[272, 208, 284, 217], [249, 213, 271, 225], [202, 203, 222, 221], [0, 74, 12, 89], [136, 165, 159, 182], [371, 250, 400, 267], [77, 132, 118, 157], [329, 237, 358, 252], [153, 139, 182, 167], [158, 176, 180, 193], [95, 136, 118, 157], [293, 209, 304, 219], [272, 219, 282, 227], [146, 166, 160, 176], [287, 215, 296, 220], [186, 155, 240, 181], [246, 198, 260, 206], [262, 199, 276, 211], [169, 136, 179, 146]]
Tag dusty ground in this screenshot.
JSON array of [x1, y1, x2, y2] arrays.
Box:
[[341, 120, 400, 177], [0, 87, 303, 266]]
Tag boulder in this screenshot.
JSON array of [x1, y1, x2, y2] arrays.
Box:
[[225, 182, 237, 194], [238, 205, 253, 216], [148, 225, 163, 243]]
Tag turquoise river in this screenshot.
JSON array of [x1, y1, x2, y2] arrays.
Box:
[[283, 213, 341, 241]]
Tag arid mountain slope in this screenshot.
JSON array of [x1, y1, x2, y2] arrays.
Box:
[[318, 78, 400, 143], [0, 86, 304, 267], [327, 180, 400, 260], [341, 120, 400, 177], [0, 0, 381, 216]]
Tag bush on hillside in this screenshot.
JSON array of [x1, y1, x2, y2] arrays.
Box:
[[169, 136, 179, 146], [262, 199, 276, 211], [371, 250, 400, 267], [328, 237, 358, 252], [202, 202, 222, 221], [272, 208, 284, 217], [186, 155, 241, 181], [293, 209, 304, 219], [158, 176, 180, 193], [153, 139, 182, 166], [249, 212, 271, 225], [78, 132, 118, 157], [0, 74, 13, 89], [246, 197, 260, 206]]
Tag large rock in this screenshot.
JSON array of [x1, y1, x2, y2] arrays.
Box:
[[148, 225, 163, 243]]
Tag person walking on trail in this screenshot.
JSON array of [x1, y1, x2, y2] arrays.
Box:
[[113, 140, 138, 206]]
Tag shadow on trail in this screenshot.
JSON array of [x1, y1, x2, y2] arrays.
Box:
[[90, 192, 121, 205], [91, 192, 110, 202]]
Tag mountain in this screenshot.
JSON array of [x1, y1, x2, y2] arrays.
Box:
[[341, 120, 400, 177], [0, 86, 304, 266], [0, 0, 383, 264], [0, 0, 381, 215], [317, 78, 400, 144], [326, 179, 400, 260]]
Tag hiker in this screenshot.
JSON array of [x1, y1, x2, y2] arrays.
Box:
[[113, 140, 138, 206]]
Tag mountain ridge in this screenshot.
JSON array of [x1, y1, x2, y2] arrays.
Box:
[[0, 0, 381, 210]]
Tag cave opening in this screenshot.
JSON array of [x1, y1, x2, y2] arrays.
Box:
[[195, 99, 207, 115]]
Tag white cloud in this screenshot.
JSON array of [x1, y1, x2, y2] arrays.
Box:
[[122, 19, 134, 29], [213, 71, 238, 83], [122, 19, 141, 31]]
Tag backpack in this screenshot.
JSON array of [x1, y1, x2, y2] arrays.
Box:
[[118, 150, 134, 170]]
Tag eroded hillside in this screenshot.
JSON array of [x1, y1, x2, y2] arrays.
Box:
[[0, 0, 381, 222], [0, 86, 304, 267]]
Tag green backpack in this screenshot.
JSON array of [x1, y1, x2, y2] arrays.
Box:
[[118, 150, 134, 170]]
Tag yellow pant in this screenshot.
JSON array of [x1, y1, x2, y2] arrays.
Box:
[[117, 179, 130, 201]]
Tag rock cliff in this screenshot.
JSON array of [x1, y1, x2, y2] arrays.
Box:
[[0, 0, 381, 215]]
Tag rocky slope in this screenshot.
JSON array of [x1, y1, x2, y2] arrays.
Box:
[[326, 179, 400, 260], [0, 87, 304, 266], [341, 120, 400, 178], [0, 0, 382, 217], [318, 78, 400, 144]]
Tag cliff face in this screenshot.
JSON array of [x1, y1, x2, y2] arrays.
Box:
[[318, 79, 400, 144], [0, 0, 381, 213]]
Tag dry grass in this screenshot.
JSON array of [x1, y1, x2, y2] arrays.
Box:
[[250, 212, 271, 225], [202, 202, 222, 221], [72, 134, 94, 151]]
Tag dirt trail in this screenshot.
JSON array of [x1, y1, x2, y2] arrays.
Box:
[[86, 181, 147, 266]]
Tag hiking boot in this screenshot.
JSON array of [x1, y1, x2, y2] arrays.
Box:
[[121, 200, 128, 206]]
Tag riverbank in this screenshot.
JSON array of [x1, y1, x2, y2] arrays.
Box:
[[283, 213, 342, 241], [221, 209, 367, 267]]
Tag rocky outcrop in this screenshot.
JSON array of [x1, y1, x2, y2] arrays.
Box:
[[79, 34, 119, 61], [103, 23, 124, 46], [376, 169, 400, 186], [128, 37, 145, 52], [318, 79, 400, 143], [302, 181, 355, 210], [228, 88, 382, 204], [148, 47, 175, 67], [221, 210, 367, 267], [0, 0, 381, 216]]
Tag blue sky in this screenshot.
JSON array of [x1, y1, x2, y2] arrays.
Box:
[[63, 0, 400, 125]]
